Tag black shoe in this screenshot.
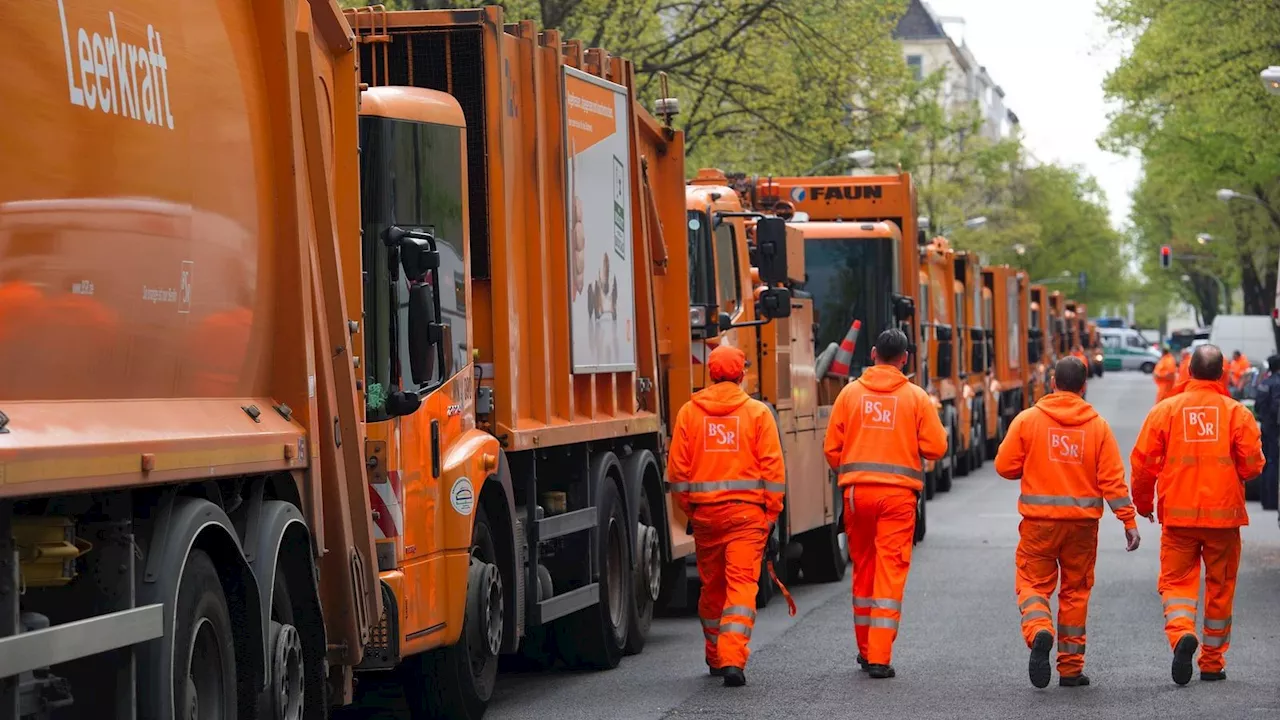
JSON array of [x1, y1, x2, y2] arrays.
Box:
[[1172, 634, 1198, 686], [867, 664, 896, 679], [722, 667, 746, 687], [857, 654, 869, 673], [1200, 670, 1227, 682], [1059, 674, 1091, 687], [1029, 630, 1053, 689], [708, 665, 726, 677]]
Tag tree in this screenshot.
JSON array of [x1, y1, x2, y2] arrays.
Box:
[[340, 0, 916, 175], [1100, 0, 1280, 326]]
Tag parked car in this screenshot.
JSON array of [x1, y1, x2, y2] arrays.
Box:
[[1099, 327, 1162, 372]]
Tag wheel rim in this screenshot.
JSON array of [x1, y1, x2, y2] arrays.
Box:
[[639, 522, 661, 602], [270, 622, 305, 720], [467, 558, 504, 674], [186, 617, 227, 720], [605, 515, 626, 632], [483, 565, 503, 657]]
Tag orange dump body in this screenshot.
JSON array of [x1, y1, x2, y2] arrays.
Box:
[[983, 265, 1030, 438], [954, 250, 992, 455]]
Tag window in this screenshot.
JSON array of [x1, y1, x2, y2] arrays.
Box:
[[1102, 335, 1122, 349], [1126, 334, 1145, 349], [714, 221, 741, 313], [360, 116, 469, 419], [687, 211, 715, 306], [906, 54, 923, 81], [803, 237, 897, 378]]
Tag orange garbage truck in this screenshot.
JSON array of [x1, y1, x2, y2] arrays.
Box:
[[727, 171, 943, 539], [0, 3, 799, 718], [920, 237, 966, 491], [679, 170, 848, 601], [954, 250, 992, 475], [1028, 284, 1054, 400], [982, 265, 1032, 455]]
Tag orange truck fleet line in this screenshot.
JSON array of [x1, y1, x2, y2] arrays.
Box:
[[0, 2, 848, 718], [0, 1, 1090, 717]]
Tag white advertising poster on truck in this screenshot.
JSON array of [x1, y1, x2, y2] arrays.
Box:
[[564, 65, 636, 373]]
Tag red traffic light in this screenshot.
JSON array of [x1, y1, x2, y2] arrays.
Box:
[[1160, 245, 1171, 268]]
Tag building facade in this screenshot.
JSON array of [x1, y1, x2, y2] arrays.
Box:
[[895, 0, 1017, 141]]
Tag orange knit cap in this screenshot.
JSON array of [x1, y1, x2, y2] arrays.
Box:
[[708, 344, 746, 382]]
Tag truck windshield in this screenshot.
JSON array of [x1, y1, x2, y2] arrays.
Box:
[[360, 116, 469, 420], [802, 237, 896, 378]]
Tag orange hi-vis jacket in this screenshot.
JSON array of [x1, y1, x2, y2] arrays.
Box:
[[1153, 354, 1177, 397], [1131, 379, 1266, 528], [995, 392, 1137, 529], [823, 364, 948, 493], [1228, 354, 1251, 386], [667, 382, 786, 521], [1175, 354, 1192, 385]]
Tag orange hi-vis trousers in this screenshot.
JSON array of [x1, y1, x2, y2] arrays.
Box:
[[1159, 527, 1241, 673], [692, 501, 769, 670], [1014, 519, 1098, 676], [843, 484, 917, 665]]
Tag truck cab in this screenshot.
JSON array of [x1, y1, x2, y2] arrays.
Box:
[[921, 237, 961, 491], [983, 265, 1030, 454], [1028, 284, 1052, 400]]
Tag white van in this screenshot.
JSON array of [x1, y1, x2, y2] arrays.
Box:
[[1208, 314, 1277, 368], [1098, 327, 1162, 372]]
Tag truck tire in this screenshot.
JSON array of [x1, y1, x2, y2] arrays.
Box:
[[798, 483, 847, 583], [956, 412, 971, 478], [174, 549, 239, 720], [624, 492, 659, 656], [936, 415, 954, 493], [913, 491, 927, 545], [404, 506, 502, 720], [1141, 361, 1156, 374], [556, 478, 630, 670]]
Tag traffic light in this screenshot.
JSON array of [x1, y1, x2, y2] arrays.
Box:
[[1160, 245, 1172, 269]]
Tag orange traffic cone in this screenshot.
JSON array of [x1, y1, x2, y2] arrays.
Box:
[[826, 319, 862, 379]]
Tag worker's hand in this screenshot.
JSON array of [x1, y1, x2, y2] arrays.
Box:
[[685, 520, 694, 536], [766, 525, 779, 559], [1141, 512, 1156, 524], [1125, 527, 1141, 552]]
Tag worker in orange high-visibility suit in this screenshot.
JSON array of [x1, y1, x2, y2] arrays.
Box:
[[1071, 345, 1088, 366], [1170, 347, 1230, 397], [667, 344, 786, 688], [996, 356, 1140, 689], [1131, 345, 1265, 686], [1227, 350, 1251, 392], [1174, 348, 1192, 385], [823, 328, 948, 679], [1153, 347, 1178, 402]]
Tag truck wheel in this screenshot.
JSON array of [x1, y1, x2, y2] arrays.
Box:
[[557, 478, 630, 670], [936, 416, 954, 493], [798, 487, 847, 583], [913, 491, 927, 545], [174, 549, 238, 720], [624, 494, 659, 655], [956, 416, 971, 477], [404, 507, 502, 720], [972, 411, 986, 468]]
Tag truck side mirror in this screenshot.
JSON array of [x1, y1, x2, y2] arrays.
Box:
[[408, 283, 442, 385], [757, 286, 792, 319], [754, 217, 788, 286], [892, 293, 915, 322], [718, 311, 734, 333]]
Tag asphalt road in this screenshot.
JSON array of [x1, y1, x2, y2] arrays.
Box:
[[355, 371, 1280, 719]]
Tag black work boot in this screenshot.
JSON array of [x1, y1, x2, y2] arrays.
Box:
[[1029, 630, 1053, 689], [1200, 670, 1227, 682], [1059, 674, 1091, 687], [856, 654, 869, 673], [1172, 634, 1198, 686], [867, 664, 896, 679], [722, 666, 746, 687], [707, 665, 726, 677]]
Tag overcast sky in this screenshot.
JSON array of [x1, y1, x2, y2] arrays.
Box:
[[921, 0, 1139, 231]]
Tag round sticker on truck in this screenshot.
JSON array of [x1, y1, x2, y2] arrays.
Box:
[[450, 477, 475, 516]]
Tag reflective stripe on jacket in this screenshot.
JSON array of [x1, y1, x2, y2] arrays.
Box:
[[995, 391, 1136, 528], [1131, 379, 1265, 528], [823, 364, 948, 493], [666, 382, 786, 520]]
